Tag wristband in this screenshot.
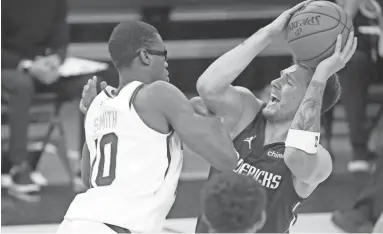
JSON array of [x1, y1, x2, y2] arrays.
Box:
[[285, 129, 320, 154]]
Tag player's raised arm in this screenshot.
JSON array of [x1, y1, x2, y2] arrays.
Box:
[[149, 81, 238, 171], [196, 0, 313, 136], [284, 32, 357, 190]]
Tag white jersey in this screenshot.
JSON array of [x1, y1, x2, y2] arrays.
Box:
[[65, 81, 183, 232]]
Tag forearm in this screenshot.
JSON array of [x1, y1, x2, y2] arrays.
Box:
[[197, 27, 273, 95], [290, 74, 326, 132], [183, 116, 238, 171], [285, 72, 328, 181]]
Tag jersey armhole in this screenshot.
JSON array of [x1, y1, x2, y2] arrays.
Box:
[[129, 83, 174, 136], [129, 83, 145, 109], [232, 102, 267, 142]]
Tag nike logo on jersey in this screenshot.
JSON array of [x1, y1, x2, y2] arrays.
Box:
[[244, 135, 257, 149]]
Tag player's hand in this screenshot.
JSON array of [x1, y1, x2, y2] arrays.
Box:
[[190, 96, 214, 117], [315, 31, 357, 81], [79, 76, 99, 114], [266, 0, 315, 37]]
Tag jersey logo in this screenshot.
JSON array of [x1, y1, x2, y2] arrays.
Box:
[[267, 150, 284, 159], [244, 135, 257, 149]]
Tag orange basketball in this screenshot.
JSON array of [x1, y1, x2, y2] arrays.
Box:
[[286, 1, 354, 67]]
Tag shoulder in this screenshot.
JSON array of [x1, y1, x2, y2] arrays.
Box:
[[232, 86, 263, 112], [135, 81, 191, 118], [142, 81, 186, 101], [231, 86, 264, 138]]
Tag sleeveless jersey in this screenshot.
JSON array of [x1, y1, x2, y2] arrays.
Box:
[[196, 106, 303, 233], [65, 81, 183, 232]]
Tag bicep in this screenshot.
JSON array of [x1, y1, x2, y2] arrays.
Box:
[[291, 145, 333, 198], [198, 85, 262, 135], [287, 145, 332, 185]]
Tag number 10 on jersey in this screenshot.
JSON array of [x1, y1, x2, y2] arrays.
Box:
[[90, 133, 118, 188]]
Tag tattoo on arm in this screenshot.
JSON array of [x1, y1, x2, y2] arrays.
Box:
[[291, 80, 326, 132]]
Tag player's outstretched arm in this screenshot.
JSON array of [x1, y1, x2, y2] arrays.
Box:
[[149, 81, 238, 171], [196, 0, 313, 136]]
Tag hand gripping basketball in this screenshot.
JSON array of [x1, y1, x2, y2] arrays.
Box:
[[267, 0, 315, 36], [315, 31, 358, 80]]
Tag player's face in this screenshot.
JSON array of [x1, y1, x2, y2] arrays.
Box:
[[263, 64, 312, 122], [148, 34, 169, 82]]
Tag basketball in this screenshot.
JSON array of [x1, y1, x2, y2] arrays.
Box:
[[286, 1, 354, 67]]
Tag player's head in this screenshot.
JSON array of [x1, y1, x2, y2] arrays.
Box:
[[108, 21, 169, 84], [262, 63, 341, 122], [201, 172, 267, 233]]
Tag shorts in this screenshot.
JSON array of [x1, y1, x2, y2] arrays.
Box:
[[56, 219, 131, 234]]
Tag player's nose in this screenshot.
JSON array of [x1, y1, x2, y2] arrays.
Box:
[[164, 61, 169, 68], [270, 78, 282, 90]]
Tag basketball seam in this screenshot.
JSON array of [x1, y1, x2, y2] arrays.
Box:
[[288, 12, 340, 43], [300, 7, 350, 62], [290, 11, 352, 34], [290, 1, 352, 32], [327, 0, 352, 32]]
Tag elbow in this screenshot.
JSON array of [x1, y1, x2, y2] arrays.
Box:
[[284, 146, 333, 185], [220, 154, 238, 171], [214, 159, 237, 172], [283, 147, 306, 167], [196, 79, 212, 97], [201, 143, 238, 171], [213, 150, 238, 172], [196, 70, 223, 98]]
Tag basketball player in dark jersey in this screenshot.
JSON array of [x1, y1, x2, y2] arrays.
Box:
[[193, 3, 358, 233]]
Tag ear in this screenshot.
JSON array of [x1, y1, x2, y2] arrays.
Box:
[[139, 49, 151, 65]]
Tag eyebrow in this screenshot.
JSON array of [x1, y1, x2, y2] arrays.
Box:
[[281, 70, 296, 84]]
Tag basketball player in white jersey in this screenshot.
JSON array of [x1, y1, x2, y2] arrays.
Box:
[[57, 21, 238, 234]]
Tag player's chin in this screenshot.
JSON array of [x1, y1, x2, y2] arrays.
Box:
[[262, 104, 278, 120]]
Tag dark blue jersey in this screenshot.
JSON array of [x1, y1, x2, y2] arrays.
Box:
[[196, 107, 303, 233]]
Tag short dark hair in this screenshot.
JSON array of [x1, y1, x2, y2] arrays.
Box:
[[296, 63, 342, 114], [201, 172, 267, 233], [108, 21, 159, 69]]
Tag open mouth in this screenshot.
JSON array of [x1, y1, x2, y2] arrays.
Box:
[[270, 94, 280, 104]]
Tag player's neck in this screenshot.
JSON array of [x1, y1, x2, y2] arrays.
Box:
[[264, 120, 291, 145], [117, 69, 150, 91]]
